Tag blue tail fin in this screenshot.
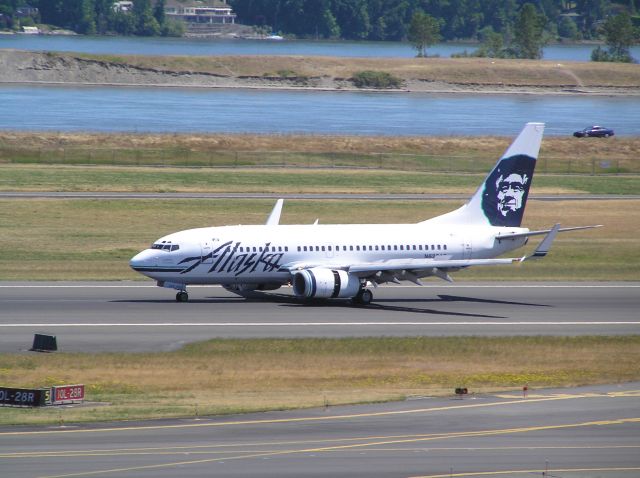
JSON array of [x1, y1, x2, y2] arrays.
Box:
[[425, 122, 544, 227]]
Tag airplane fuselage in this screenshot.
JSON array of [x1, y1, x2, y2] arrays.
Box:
[[130, 222, 528, 286]]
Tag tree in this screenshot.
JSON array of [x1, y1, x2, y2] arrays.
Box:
[[477, 27, 505, 58], [408, 11, 441, 57], [557, 15, 579, 40], [153, 0, 165, 26], [576, 0, 610, 39], [603, 12, 635, 59], [78, 0, 96, 34], [513, 3, 547, 59], [592, 12, 636, 62], [132, 0, 159, 36]]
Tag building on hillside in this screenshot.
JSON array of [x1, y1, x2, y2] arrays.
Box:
[[112, 1, 133, 13], [15, 5, 39, 17], [164, 0, 236, 24]]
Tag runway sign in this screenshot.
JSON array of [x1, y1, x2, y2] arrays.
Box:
[[52, 385, 85, 404], [0, 387, 50, 407]]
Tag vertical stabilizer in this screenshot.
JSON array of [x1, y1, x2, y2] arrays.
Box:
[[425, 122, 545, 227]]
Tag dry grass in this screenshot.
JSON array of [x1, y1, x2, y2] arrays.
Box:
[[77, 53, 640, 88], [2, 133, 638, 175], [1, 336, 639, 425], [0, 198, 638, 281], [1, 131, 638, 158]]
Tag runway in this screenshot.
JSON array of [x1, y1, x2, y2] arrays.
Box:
[[1, 382, 639, 478], [0, 282, 638, 353]]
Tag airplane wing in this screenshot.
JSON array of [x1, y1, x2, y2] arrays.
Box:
[[282, 224, 561, 285], [265, 199, 284, 226]]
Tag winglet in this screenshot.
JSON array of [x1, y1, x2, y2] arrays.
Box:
[[525, 223, 561, 261], [266, 199, 284, 226]]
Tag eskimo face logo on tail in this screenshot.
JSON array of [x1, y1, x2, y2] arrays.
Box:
[[481, 154, 536, 227]]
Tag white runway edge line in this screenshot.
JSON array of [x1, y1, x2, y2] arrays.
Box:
[[2, 322, 639, 327]]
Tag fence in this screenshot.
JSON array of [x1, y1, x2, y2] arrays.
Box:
[[0, 146, 634, 175]]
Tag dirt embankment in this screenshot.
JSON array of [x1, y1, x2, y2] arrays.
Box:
[[1, 49, 639, 95]]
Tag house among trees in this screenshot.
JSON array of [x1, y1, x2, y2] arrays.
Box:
[[112, 1, 133, 13], [15, 5, 38, 17], [164, 0, 236, 25]]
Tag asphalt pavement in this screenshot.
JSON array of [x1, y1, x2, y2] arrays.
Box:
[[1, 382, 639, 478], [0, 281, 638, 353]]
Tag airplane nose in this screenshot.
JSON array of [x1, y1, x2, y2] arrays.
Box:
[[129, 249, 158, 270]]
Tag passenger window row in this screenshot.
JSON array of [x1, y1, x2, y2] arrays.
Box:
[[236, 246, 289, 253], [295, 244, 447, 252]]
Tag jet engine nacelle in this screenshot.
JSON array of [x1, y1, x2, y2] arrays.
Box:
[[292, 268, 361, 299]]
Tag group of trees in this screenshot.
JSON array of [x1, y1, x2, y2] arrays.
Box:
[[0, 0, 183, 35], [230, 0, 638, 43], [591, 11, 637, 61], [408, 2, 636, 60], [0, 0, 637, 61]]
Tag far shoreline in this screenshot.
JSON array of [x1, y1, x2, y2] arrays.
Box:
[[1, 79, 638, 97], [1, 50, 639, 97]]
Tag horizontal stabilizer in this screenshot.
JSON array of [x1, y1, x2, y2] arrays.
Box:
[[524, 223, 561, 260], [497, 224, 602, 242]]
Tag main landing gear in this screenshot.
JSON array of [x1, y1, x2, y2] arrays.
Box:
[[352, 288, 373, 306], [176, 291, 189, 302]]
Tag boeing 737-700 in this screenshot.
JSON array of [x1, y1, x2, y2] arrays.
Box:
[[130, 122, 599, 304]]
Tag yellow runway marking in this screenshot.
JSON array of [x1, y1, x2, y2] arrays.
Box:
[[412, 467, 640, 477], [25, 417, 640, 478], [4, 391, 638, 437], [2, 444, 639, 460], [495, 390, 640, 399]]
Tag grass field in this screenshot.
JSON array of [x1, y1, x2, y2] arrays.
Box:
[[2, 133, 639, 174], [2, 165, 640, 195], [0, 197, 637, 281], [1, 130, 638, 281], [1, 336, 639, 426]]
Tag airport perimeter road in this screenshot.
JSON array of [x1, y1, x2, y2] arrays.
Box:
[[1, 383, 639, 478], [1, 192, 639, 201], [0, 282, 638, 353]]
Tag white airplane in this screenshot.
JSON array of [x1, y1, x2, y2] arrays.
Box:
[[130, 122, 599, 304]]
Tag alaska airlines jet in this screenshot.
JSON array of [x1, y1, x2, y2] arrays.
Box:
[[130, 123, 599, 304]]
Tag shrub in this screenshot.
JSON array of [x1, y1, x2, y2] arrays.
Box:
[[351, 70, 403, 89]]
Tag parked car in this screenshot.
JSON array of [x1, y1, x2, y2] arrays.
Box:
[[573, 126, 615, 138]]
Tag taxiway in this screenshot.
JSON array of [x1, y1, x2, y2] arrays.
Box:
[[1, 382, 639, 478]]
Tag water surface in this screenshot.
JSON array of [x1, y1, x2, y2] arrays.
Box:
[[3, 34, 638, 62], [1, 85, 637, 136]]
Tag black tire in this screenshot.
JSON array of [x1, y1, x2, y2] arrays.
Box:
[[176, 291, 189, 302], [353, 289, 373, 306]]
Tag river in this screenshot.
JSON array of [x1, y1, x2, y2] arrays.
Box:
[[2, 34, 639, 62], [1, 85, 638, 136]]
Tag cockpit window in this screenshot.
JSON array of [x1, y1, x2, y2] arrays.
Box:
[[151, 241, 179, 252]]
